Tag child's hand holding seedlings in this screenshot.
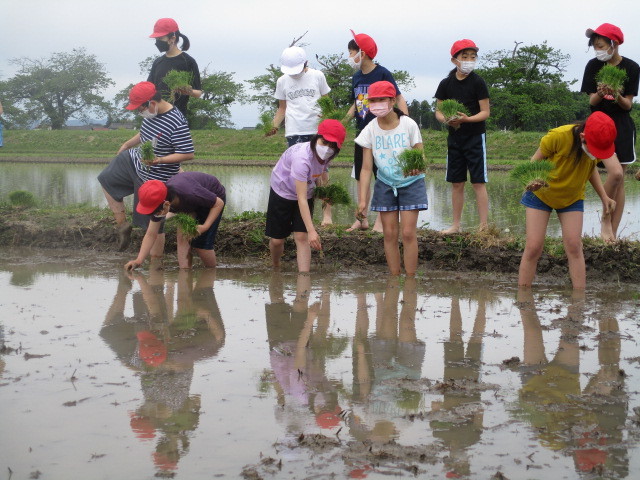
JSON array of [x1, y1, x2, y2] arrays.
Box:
[[447, 111, 469, 127]]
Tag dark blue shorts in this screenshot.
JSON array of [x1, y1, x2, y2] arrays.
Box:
[[446, 133, 488, 184], [190, 207, 224, 250], [520, 190, 584, 213], [286, 135, 313, 148]]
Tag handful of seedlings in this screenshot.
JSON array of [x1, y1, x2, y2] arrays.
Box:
[[397, 148, 427, 177], [510, 160, 555, 191], [438, 99, 470, 130], [314, 183, 351, 206], [169, 213, 200, 240], [317, 96, 350, 122], [259, 111, 276, 136], [596, 64, 627, 100], [162, 70, 194, 103], [140, 141, 155, 166]]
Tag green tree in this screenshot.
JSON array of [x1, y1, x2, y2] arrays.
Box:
[[2, 48, 114, 129], [187, 69, 247, 129], [245, 64, 282, 114], [408, 99, 440, 130], [476, 41, 590, 130]]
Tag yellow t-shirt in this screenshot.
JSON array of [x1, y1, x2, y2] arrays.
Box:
[[534, 125, 598, 210]]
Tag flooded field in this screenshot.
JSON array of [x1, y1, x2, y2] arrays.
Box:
[[2, 163, 640, 238], [1, 248, 640, 479]]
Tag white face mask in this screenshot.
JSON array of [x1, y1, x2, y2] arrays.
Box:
[[369, 102, 393, 118], [140, 103, 157, 119], [347, 51, 362, 70], [315, 144, 335, 161], [595, 46, 614, 62], [289, 71, 304, 80], [458, 61, 476, 75], [582, 143, 596, 160]]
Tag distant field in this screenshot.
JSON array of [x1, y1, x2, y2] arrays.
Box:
[[1, 128, 638, 168]]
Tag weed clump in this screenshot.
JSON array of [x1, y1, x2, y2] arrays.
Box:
[[8, 190, 37, 207], [169, 213, 199, 240], [510, 160, 555, 191], [162, 70, 194, 103], [397, 148, 427, 177], [314, 183, 351, 206]]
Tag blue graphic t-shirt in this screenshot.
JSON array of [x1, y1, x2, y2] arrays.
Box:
[[355, 115, 424, 191], [350, 65, 401, 131]]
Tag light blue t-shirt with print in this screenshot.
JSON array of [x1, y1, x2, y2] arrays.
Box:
[[355, 115, 424, 192]]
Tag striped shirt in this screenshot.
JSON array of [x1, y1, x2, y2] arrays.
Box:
[[130, 107, 194, 182]]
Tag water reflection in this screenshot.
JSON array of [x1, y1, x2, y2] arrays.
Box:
[[100, 267, 225, 475]]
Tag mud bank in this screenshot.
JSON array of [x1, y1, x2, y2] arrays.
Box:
[[1, 206, 639, 283]]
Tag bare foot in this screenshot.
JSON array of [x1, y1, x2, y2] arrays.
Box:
[[372, 213, 383, 233], [321, 203, 333, 226], [440, 226, 461, 235], [346, 219, 369, 232], [601, 217, 615, 243], [321, 217, 333, 227]]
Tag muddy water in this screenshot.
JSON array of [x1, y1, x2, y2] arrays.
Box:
[[1, 249, 640, 479], [3, 163, 640, 238]]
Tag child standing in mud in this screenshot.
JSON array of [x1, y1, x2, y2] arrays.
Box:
[[355, 81, 427, 277], [266, 119, 346, 273], [518, 112, 617, 289]]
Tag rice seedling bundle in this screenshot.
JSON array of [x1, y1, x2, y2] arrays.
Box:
[[396, 148, 426, 177], [314, 183, 351, 205], [438, 99, 470, 126], [140, 141, 155, 166], [317, 96, 349, 122], [510, 160, 555, 191], [162, 70, 194, 103], [596, 64, 627, 96], [259, 111, 275, 136], [170, 213, 199, 240]]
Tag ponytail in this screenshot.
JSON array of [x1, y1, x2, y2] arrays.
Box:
[[169, 31, 190, 51]]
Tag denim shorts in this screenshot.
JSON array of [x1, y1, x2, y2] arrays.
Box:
[[371, 178, 428, 212], [520, 190, 584, 213]]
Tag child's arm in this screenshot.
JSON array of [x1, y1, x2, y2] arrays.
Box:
[[396, 94, 409, 115], [125, 219, 163, 270], [267, 100, 287, 136], [295, 180, 321, 250], [589, 166, 616, 215], [357, 148, 374, 218], [434, 100, 446, 124], [343, 103, 356, 124], [117, 133, 141, 154], [152, 152, 195, 165], [196, 197, 225, 235]]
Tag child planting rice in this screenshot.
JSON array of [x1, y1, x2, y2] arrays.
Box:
[[510, 160, 555, 191], [518, 112, 617, 290]]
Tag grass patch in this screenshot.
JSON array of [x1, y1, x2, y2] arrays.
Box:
[[8, 190, 37, 207]]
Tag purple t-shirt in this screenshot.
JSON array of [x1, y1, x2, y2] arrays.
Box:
[[166, 171, 225, 222], [270, 142, 326, 200]]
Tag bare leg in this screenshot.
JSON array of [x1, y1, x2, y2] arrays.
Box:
[[558, 210, 586, 290], [380, 211, 401, 275], [600, 157, 623, 242], [347, 179, 370, 231], [399, 210, 420, 276], [441, 182, 465, 234], [321, 202, 333, 226], [176, 230, 193, 269], [518, 207, 551, 287], [102, 187, 127, 225], [150, 233, 166, 261], [372, 212, 383, 233], [195, 248, 217, 268], [269, 238, 285, 268], [472, 183, 489, 230], [293, 231, 311, 273], [611, 164, 627, 237]]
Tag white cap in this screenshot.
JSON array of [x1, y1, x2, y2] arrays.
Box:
[[280, 46, 307, 75]]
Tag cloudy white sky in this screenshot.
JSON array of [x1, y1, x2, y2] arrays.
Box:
[[2, 0, 639, 128]]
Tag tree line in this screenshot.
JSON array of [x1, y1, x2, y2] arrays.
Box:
[[1, 42, 639, 131]]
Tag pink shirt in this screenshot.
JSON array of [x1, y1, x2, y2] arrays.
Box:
[[270, 142, 326, 200]]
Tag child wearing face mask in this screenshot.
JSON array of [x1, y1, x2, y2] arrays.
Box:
[[147, 18, 202, 117], [434, 39, 490, 235], [267, 46, 333, 225], [518, 112, 617, 290], [98, 82, 194, 253], [345, 30, 409, 233], [355, 81, 427, 277], [266, 120, 346, 273], [580, 23, 640, 242]]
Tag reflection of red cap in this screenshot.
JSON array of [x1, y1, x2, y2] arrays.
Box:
[[125, 81, 157, 110], [350, 30, 378, 59], [575, 448, 607, 472], [586, 23, 624, 45], [150, 18, 179, 38], [315, 405, 342, 429], [136, 331, 167, 366], [129, 412, 156, 439], [153, 452, 178, 471], [451, 39, 479, 58], [584, 112, 617, 160], [317, 119, 346, 149]]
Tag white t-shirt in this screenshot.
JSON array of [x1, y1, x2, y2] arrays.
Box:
[[274, 68, 331, 136], [355, 115, 424, 189]]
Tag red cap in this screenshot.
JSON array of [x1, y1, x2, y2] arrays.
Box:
[[367, 81, 397, 99], [137, 180, 168, 215], [350, 30, 378, 59], [150, 18, 179, 38], [125, 81, 157, 111], [584, 112, 617, 160], [586, 23, 624, 45], [317, 119, 346, 149], [136, 331, 167, 366], [451, 39, 479, 58]]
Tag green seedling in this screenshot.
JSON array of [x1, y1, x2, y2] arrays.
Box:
[[162, 70, 193, 103], [259, 111, 275, 136], [8, 190, 36, 207], [317, 96, 349, 122], [438, 99, 470, 130], [596, 64, 627, 96], [397, 148, 427, 176], [170, 213, 199, 240], [140, 141, 155, 166], [510, 160, 555, 191], [314, 183, 351, 206]]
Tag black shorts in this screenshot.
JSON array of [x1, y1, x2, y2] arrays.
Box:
[[613, 116, 636, 164], [265, 188, 314, 239], [353, 138, 378, 181], [446, 133, 488, 184]]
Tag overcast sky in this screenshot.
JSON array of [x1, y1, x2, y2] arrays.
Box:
[[2, 0, 639, 128]]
